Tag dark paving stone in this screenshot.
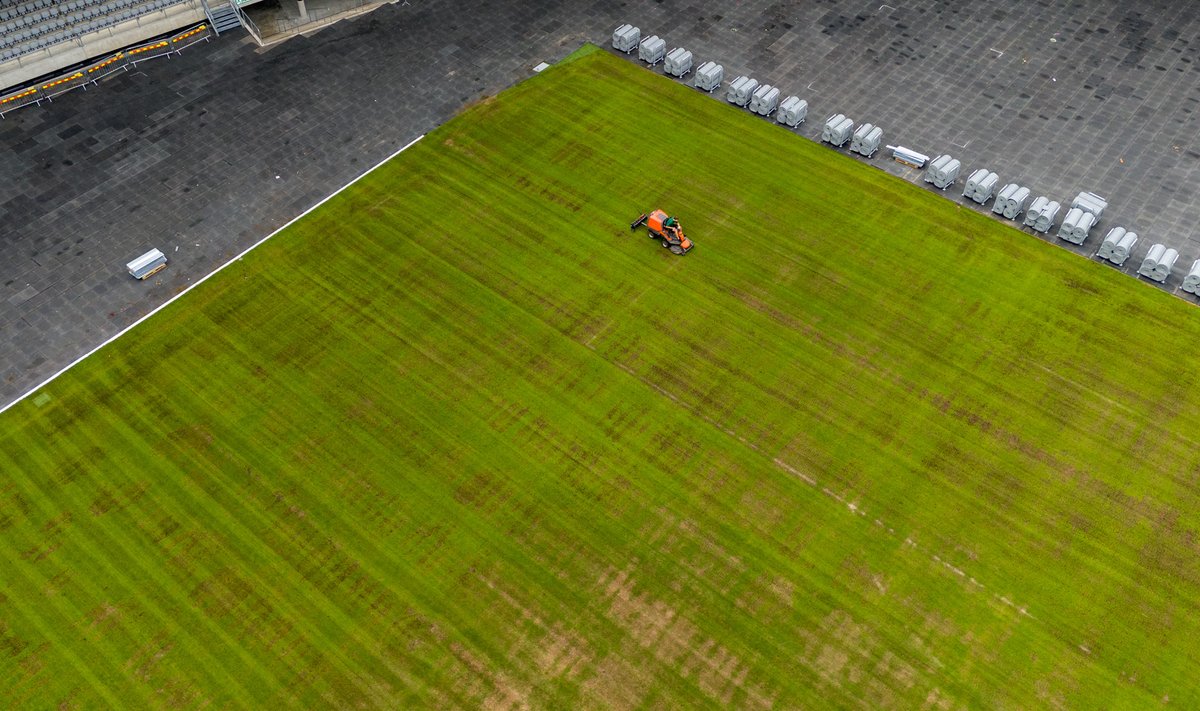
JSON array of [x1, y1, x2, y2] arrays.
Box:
[[2, 0, 1200, 408]]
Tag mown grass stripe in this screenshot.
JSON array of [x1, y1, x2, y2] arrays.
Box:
[[3, 45, 1200, 707]]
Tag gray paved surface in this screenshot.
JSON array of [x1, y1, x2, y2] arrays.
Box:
[[2, 0, 1200, 408]]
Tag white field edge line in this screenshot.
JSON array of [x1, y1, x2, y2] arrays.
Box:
[[0, 133, 426, 417]]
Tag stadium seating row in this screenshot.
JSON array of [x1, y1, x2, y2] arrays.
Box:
[[0, 0, 188, 61], [1, 0, 109, 22]]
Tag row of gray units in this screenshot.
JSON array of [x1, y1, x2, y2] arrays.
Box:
[[707, 68, 809, 125], [1096, 227, 1138, 266], [614, 25, 690, 77], [1137, 244, 1179, 283], [612, 24, 1190, 293], [955, 167, 1110, 246], [819, 114, 883, 157], [613, 26, 811, 129], [925, 157, 1108, 240], [727, 77, 781, 119]]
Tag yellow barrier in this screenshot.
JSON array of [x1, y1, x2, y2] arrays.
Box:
[[127, 40, 169, 56], [87, 53, 124, 73], [173, 24, 207, 42], [0, 87, 36, 105], [42, 72, 84, 91]]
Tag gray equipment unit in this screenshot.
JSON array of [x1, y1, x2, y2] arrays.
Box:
[[924, 154, 960, 190], [725, 75, 758, 106], [821, 114, 854, 147], [991, 185, 1013, 216], [663, 47, 693, 77], [612, 24, 640, 53], [963, 169, 983, 200], [694, 61, 723, 93], [1058, 207, 1096, 245], [1023, 196, 1049, 227], [638, 35, 666, 66], [1138, 243, 1178, 283], [849, 123, 883, 157], [1023, 197, 1061, 233], [1183, 260, 1200, 294], [993, 184, 1031, 220], [749, 84, 781, 116], [1005, 186, 1031, 220], [776, 96, 808, 127], [126, 248, 167, 280], [1097, 226, 1127, 261], [1155, 248, 1179, 282], [1110, 230, 1138, 266], [889, 145, 928, 168], [963, 169, 999, 204], [1071, 191, 1108, 221], [1138, 244, 1166, 280]]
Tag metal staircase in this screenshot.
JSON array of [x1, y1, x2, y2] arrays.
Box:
[[202, 0, 243, 35]]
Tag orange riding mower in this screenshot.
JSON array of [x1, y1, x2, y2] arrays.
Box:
[[630, 209, 693, 255]]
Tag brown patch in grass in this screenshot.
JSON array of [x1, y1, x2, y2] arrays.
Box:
[[174, 424, 215, 452], [597, 565, 770, 705], [52, 445, 105, 486], [21, 511, 72, 562], [922, 687, 958, 709], [684, 638, 751, 706], [481, 675, 530, 711], [792, 609, 938, 706], [191, 569, 253, 619], [770, 577, 796, 608], [0, 483, 30, 532], [580, 654, 649, 711], [0, 620, 29, 658], [739, 489, 783, 528], [534, 624, 592, 680], [451, 642, 530, 711], [126, 634, 173, 683], [874, 651, 917, 690], [87, 480, 147, 518], [815, 644, 851, 683], [88, 602, 121, 631]]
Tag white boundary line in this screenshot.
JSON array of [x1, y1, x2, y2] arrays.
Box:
[[0, 133, 426, 417]]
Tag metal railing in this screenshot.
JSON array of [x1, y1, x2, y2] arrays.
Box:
[[230, 2, 262, 44], [248, 0, 381, 41], [0, 22, 213, 117]]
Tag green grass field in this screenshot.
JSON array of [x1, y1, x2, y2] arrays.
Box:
[[3, 44, 1200, 708]]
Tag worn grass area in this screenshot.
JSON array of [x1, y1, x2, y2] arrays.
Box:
[[3, 44, 1200, 708]]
